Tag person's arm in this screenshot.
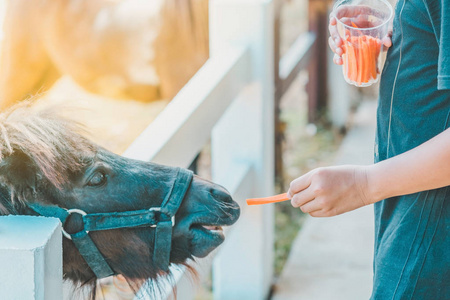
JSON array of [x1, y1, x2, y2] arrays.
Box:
[[287, 128, 450, 217], [367, 127, 450, 201]]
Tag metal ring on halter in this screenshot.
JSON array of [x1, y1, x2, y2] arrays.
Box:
[[148, 207, 175, 227], [62, 208, 89, 240]]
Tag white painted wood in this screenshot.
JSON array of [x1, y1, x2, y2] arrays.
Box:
[[133, 0, 276, 298], [279, 32, 316, 80], [328, 48, 351, 130], [166, 163, 255, 300], [0, 215, 62, 300], [134, 163, 255, 300], [327, 8, 351, 130], [130, 48, 255, 300], [123, 46, 251, 168], [210, 0, 275, 299]]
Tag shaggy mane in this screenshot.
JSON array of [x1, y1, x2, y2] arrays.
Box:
[[0, 101, 95, 190]]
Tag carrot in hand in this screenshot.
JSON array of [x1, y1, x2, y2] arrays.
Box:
[[246, 193, 290, 205]]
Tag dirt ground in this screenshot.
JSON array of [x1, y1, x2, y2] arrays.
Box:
[[273, 64, 355, 278], [273, 0, 346, 279]]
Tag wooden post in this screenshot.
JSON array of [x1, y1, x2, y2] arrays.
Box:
[[0, 216, 62, 300], [273, 0, 285, 189], [307, 0, 330, 123], [210, 0, 275, 299]]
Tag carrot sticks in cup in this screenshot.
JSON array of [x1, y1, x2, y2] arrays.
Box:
[[342, 34, 381, 86], [332, 0, 393, 87]]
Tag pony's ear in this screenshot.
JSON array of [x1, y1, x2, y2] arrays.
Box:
[[0, 150, 38, 200]]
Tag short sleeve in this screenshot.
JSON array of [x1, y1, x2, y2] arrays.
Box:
[[437, 2, 450, 90]]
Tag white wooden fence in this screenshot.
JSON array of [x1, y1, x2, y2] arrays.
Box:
[[129, 0, 276, 298], [0, 0, 276, 299], [0, 216, 62, 299]]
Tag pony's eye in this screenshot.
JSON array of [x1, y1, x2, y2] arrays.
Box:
[[88, 172, 106, 187]]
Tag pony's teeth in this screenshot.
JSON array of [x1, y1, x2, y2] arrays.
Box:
[[202, 225, 222, 231]]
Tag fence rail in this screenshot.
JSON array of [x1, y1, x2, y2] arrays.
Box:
[[131, 0, 276, 299], [0, 216, 62, 300], [123, 46, 251, 168]]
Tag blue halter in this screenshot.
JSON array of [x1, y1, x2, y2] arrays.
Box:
[[27, 168, 193, 279]]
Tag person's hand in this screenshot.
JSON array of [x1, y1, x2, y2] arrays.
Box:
[[328, 14, 393, 66], [287, 165, 373, 217], [328, 16, 345, 65]]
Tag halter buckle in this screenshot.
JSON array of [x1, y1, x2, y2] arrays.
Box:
[[62, 208, 89, 240], [148, 207, 175, 227]]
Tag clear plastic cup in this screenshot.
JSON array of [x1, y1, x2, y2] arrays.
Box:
[[332, 0, 393, 87]]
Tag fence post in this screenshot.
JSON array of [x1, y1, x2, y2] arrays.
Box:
[[326, 2, 351, 130], [210, 0, 275, 299], [307, 0, 330, 122], [0, 215, 62, 300]]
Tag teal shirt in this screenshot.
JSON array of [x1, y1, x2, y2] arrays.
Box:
[[427, 0, 450, 90], [374, 0, 450, 299]]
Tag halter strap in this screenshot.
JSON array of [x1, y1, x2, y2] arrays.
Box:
[[27, 167, 193, 279], [154, 167, 193, 270]]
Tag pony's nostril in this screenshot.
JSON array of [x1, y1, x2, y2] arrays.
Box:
[[210, 185, 232, 202], [209, 187, 240, 222]]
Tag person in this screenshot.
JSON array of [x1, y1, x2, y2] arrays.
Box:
[[287, 0, 450, 299]]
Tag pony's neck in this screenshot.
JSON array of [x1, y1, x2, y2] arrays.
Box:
[[0, 184, 18, 215]]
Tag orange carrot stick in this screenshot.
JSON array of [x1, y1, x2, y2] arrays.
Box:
[[346, 41, 358, 81], [357, 36, 363, 85], [371, 37, 378, 78], [343, 34, 382, 84], [366, 37, 374, 81], [361, 37, 369, 83], [246, 193, 290, 205]]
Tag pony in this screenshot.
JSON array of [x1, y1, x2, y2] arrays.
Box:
[[0, 102, 240, 298], [0, 0, 209, 110]]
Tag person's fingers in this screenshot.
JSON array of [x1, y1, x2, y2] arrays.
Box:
[[335, 36, 343, 48], [382, 36, 392, 48], [289, 173, 312, 195], [382, 30, 393, 49], [328, 23, 344, 58], [328, 37, 343, 56], [309, 210, 326, 218], [290, 187, 315, 208], [328, 36, 335, 50], [299, 198, 321, 213], [329, 15, 337, 26], [333, 53, 343, 65], [328, 23, 341, 41]]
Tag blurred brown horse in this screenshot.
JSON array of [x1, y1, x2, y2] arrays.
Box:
[[0, 0, 209, 110]]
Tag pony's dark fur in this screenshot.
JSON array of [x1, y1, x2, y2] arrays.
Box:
[[0, 102, 240, 299], [0, 103, 93, 204]]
